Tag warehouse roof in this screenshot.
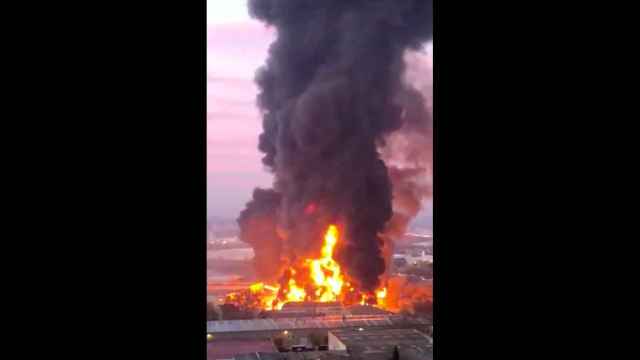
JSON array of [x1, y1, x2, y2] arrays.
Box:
[[207, 315, 430, 333], [207, 339, 276, 360], [329, 328, 432, 355], [281, 301, 342, 309], [345, 305, 392, 316], [234, 351, 350, 360], [233, 353, 284, 360]]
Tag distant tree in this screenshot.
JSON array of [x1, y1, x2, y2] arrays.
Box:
[[414, 300, 433, 316], [308, 331, 328, 348], [393, 258, 408, 269], [273, 332, 293, 352], [404, 262, 433, 278], [219, 303, 253, 320], [273, 336, 286, 352], [391, 346, 399, 360], [206, 302, 219, 321]]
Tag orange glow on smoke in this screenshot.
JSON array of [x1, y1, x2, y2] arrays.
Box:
[[227, 224, 388, 310], [304, 202, 317, 215]]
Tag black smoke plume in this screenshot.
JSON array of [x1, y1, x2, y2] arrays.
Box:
[[239, 0, 433, 292], [237, 188, 283, 281]]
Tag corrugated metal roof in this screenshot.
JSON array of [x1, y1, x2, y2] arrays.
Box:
[[282, 301, 342, 309], [207, 315, 430, 333], [233, 352, 284, 360], [207, 339, 276, 359], [329, 328, 432, 354]]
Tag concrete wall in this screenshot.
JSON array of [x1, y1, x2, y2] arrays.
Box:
[[327, 332, 346, 351]]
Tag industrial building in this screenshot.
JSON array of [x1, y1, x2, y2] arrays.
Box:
[[206, 311, 433, 359], [328, 328, 432, 360], [233, 353, 284, 360], [207, 314, 431, 339], [392, 249, 433, 265], [345, 305, 392, 316], [207, 338, 276, 360], [268, 303, 392, 318], [223, 328, 433, 360], [280, 301, 344, 316], [233, 351, 351, 360]]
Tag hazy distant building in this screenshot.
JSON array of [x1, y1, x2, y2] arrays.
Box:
[[393, 249, 433, 265]]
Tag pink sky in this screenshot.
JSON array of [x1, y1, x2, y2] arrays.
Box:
[[207, 1, 275, 217], [207, 1, 432, 225]]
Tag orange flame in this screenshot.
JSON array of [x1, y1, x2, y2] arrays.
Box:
[[231, 224, 388, 311], [306, 224, 344, 302], [376, 287, 387, 308]]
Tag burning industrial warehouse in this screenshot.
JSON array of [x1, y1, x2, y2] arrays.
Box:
[[208, 300, 432, 359], [225, 0, 433, 315], [209, 0, 433, 357]]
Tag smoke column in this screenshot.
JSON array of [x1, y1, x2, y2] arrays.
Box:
[[237, 188, 283, 281], [239, 0, 432, 292]]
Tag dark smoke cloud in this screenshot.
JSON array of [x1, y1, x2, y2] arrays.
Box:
[[237, 188, 284, 281], [239, 0, 432, 292]]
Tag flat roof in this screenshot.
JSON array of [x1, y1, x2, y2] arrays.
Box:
[[282, 351, 351, 360], [399, 347, 433, 360], [207, 315, 430, 333], [345, 305, 392, 315], [281, 302, 342, 309], [329, 328, 431, 354], [207, 339, 276, 360], [233, 353, 284, 360], [234, 352, 353, 360]]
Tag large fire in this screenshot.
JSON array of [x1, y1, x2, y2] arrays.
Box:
[[225, 224, 387, 310]]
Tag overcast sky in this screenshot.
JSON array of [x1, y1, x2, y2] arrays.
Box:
[[207, 1, 432, 223]]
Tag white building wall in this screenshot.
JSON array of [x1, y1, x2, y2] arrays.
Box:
[[328, 332, 346, 351]]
